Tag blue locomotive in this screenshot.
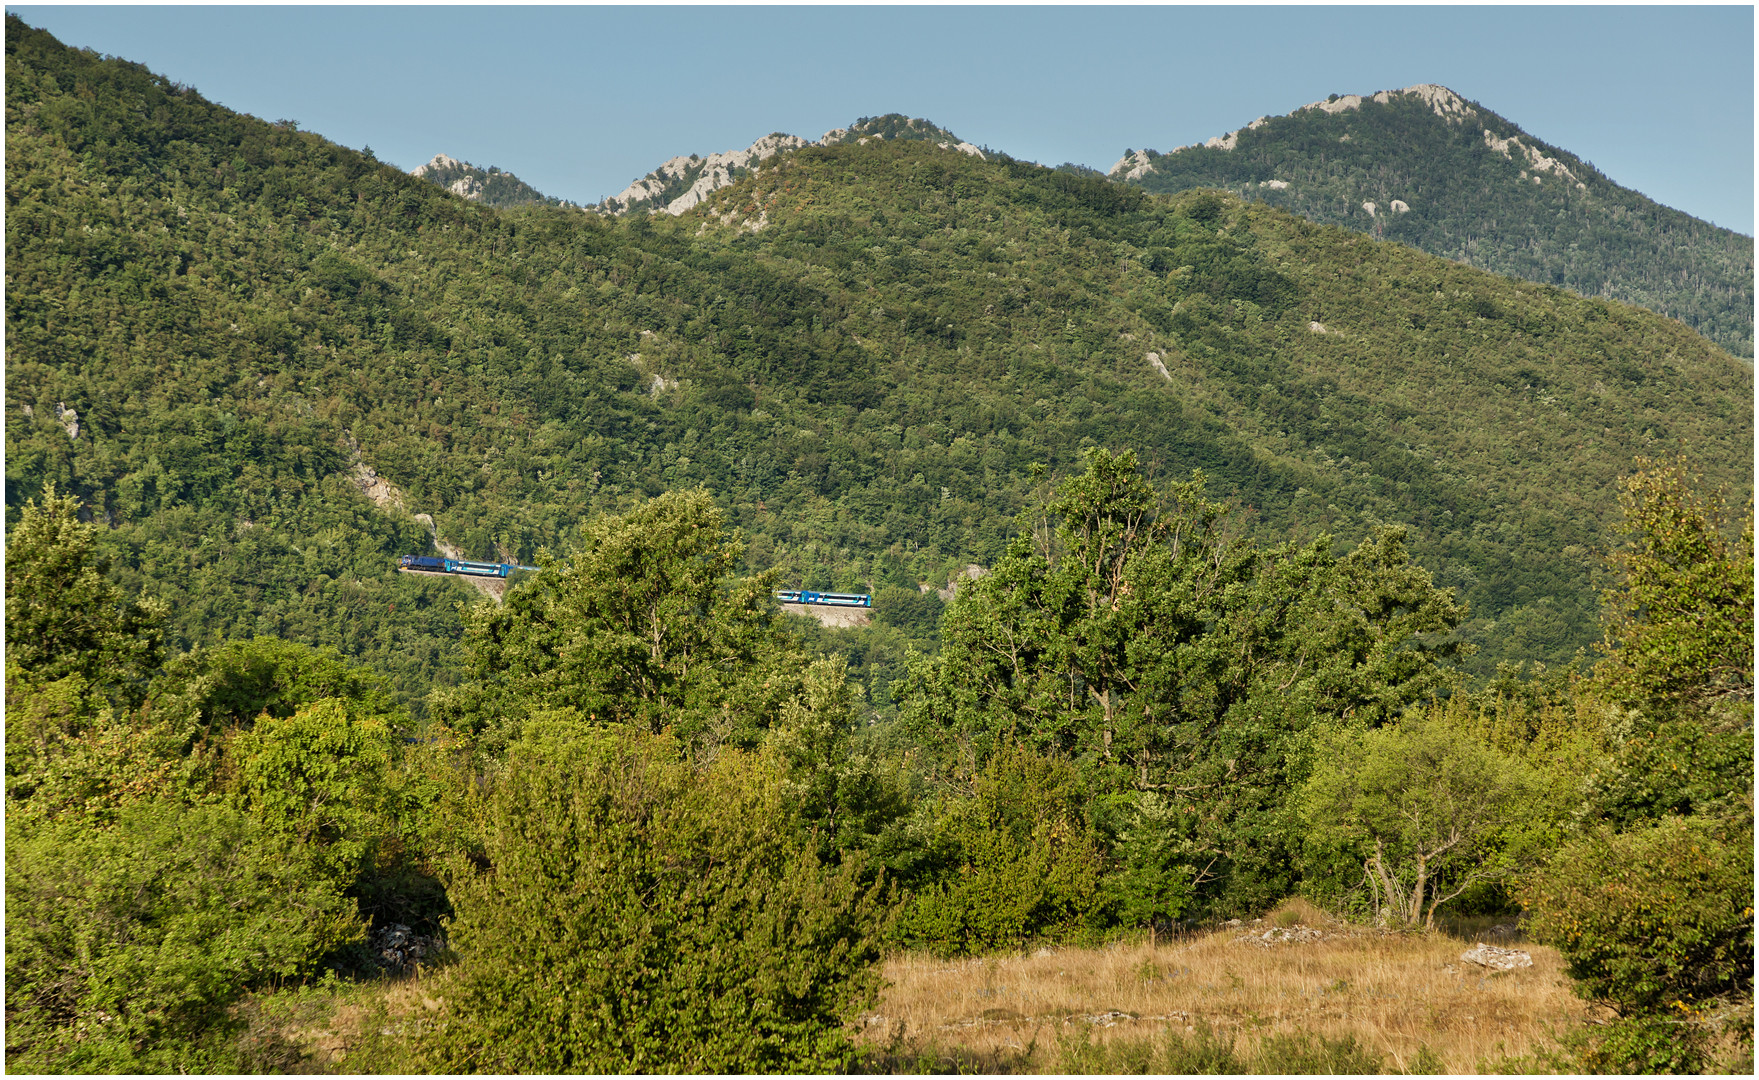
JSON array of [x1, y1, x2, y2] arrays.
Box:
[[399, 555, 540, 578], [775, 589, 872, 608]]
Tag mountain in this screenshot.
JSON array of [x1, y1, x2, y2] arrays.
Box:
[[1110, 85, 1754, 358], [5, 17, 1751, 712], [410, 153, 572, 209], [594, 114, 985, 216]]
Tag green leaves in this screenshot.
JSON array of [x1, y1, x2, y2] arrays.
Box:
[[1522, 814, 1753, 1018], [1595, 457, 1754, 720], [4, 485, 165, 705], [1521, 459, 1754, 1068], [434, 489, 804, 756], [229, 697, 399, 891], [1298, 715, 1551, 927], [5, 800, 360, 1073], [392, 728, 888, 1073], [904, 449, 1469, 917], [892, 743, 1110, 955]]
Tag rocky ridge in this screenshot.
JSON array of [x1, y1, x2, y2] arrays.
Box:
[[596, 114, 986, 216], [1111, 84, 1482, 186], [410, 153, 574, 210]]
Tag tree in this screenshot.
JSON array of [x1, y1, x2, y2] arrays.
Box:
[[384, 727, 889, 1073], [149, 636, 403, 743], [900, 448, 1469, 916], [431, 490, 805, 757], [1522, 459, 1754, 1072], [1594, 457, 1753, 720], [1299, 716, 1551, 928], [4, 485, 166, 704], [765, 655, 909, 863]]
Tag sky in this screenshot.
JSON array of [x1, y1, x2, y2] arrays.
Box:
[[8, 4, 1755, 234]]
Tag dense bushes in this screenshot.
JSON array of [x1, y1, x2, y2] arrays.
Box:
[[4, 801, 360, 1073], [1523, 815, 1753, 1017], [1298, 715, 1554, 928], [378, 727, 889, 1073], [892, 744, 1110, 955]]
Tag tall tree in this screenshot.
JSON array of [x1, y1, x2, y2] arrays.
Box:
[[1594, 457, 1753, 720], [901, 448, 1468, 914], [5, 485, 165, 703], [432, 489, 806, 756]]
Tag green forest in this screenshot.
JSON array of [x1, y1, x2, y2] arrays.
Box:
[[1121, 87, 1756, 359], [4, 18, 1753, 1073]]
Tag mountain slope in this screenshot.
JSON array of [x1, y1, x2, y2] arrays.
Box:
[[6, 18, 1751, 711], [410, 153, 572, 209], [1112, 85, 1754, 358]]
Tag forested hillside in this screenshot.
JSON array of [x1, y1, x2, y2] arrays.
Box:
[[5, 19, 1751, 1073], [5, 18, 1751, 714], [1114, 85, 1755, 358]]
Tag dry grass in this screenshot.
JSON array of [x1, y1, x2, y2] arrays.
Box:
[[859, 902, 1601, 1074], [259, 968, 447, 1072]]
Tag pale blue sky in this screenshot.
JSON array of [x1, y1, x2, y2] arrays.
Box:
[[10, 5, 1754, 233]]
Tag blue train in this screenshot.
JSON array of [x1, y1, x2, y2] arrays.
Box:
[[399, 555, 540, 578], [775, 590, 872, 608]]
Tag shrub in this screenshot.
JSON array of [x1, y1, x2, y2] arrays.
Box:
[[1521, 814, 1753, 1017], [384, 726, 889, 1073], [1298, 715, 1553, 928], [891, 743, 1110, 955], [4, 800, 360, 1072]]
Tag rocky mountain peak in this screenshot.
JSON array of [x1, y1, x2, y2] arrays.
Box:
[[1111, 84, 1481, 180], [408, 153, 573, 210], [412, 152, 465, 177], [597, 114, 985, 217]]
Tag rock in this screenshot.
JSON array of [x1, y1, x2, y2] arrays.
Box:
[[1108, 149, 1155, 181], [1237, 923, 1327, 947], [936, 563, 988, 603], [1459, 944, 1532, 971], [370, 923, 440, 971]]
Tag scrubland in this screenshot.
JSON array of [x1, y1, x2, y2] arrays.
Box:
[[273, 901, 1594, 1075]]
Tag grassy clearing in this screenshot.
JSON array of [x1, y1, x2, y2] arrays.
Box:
[[246, 901, 1594, 1073], [858, 900, 1598, 1073]]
